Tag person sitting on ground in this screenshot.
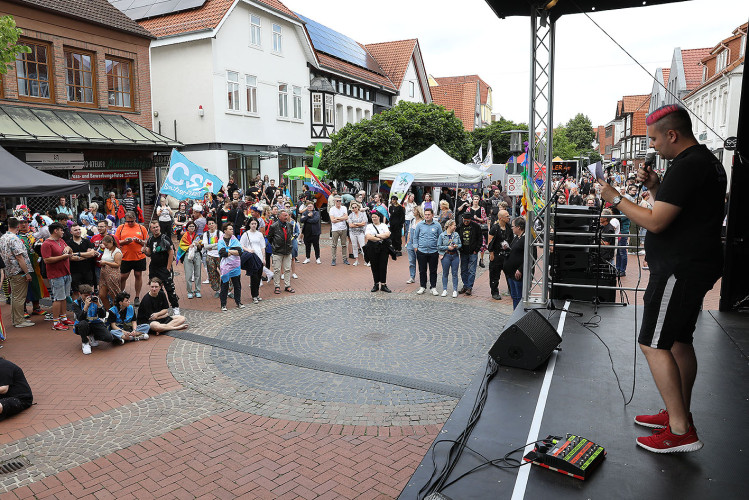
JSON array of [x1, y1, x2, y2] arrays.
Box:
[[73, 284, 120, 355], [0, 357, 33, 422], [135, 277, 188, 336], [107, 291, 147, 341]]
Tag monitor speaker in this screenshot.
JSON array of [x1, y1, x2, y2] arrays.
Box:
[[489, 310, 562, 371]]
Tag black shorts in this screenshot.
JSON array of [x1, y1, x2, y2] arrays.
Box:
[[71, 270, 95, 292], [120, 258, 146, 274], [638, 272, 716, 349]]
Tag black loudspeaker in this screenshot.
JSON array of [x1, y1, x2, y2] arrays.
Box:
[[489, 310, 562, 371]]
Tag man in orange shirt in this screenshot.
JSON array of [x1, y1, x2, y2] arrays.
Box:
[[115, 211, 148, 306]]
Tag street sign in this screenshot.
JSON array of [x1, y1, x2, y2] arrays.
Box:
[[507, 174, 523, 196], [724, 136, 737, 151]]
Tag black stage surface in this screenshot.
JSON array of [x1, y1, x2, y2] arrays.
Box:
[[401, 303, 749, 500]]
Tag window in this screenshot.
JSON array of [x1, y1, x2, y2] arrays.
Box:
[[337, 81, 343, 93], [639, 138, 647, 150], [365, 90, 370, 101], [292, 85, 302, 119], [356, 108, 362, 122], [409, 81, 415, 98], [272, 24, 282, 53], [716, 50, 727, 72], [250, 14, 261, 47], [16, 40, 53, 101], [105, 57, 133, 109], [330, 78, 336, 90], [345, 83, 350, 96], [227, 71, 240, 111], [312, 93, 323, 124], [278, 83, 288, 117], [245, 75, 257, 113], [64, 49, 95, 104], [325, 95, 334, 124]]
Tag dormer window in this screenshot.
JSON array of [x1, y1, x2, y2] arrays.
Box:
[[715, 50, 727, 72]]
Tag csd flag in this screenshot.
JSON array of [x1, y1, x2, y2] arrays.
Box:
[[389, 172, 414, 204], [161, 149, 223, 201]]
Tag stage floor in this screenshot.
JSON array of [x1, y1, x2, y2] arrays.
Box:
[[401, 303, 749, 500]]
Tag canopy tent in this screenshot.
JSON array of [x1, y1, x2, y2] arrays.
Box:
[[378, 144, 486, 188], [0, 146, 89, 197]]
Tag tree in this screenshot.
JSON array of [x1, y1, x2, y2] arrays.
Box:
[[469, 117, 528, 164], [565, 113, 596, 152], [380, 101, 472, 163], [318, 114, 403, 181], [552, 126, 577, 160], [0, 16, 29, 75]]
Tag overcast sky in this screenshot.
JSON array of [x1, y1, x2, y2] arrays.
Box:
[[282, 0, 747, 128]]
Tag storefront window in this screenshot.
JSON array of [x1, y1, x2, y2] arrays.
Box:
[[228, 152, 261, 190]]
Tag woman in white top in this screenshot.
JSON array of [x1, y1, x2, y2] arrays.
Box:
[[98, 235, 122, 309], [347, 202, 368, 266], [404, 193, 417, 237], [365, 211, 391, 293], [240, 217, 266, 304], [156, 196, 173, 236]]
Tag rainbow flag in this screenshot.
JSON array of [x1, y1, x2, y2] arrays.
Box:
[[379, 180, 393, 193], [304, 165, 330, 199], [0, 305, 5, 340], [176, 231, 198, 263]]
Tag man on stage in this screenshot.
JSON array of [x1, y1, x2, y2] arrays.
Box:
[[598, 104, 726, 453]]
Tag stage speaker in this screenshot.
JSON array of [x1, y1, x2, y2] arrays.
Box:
[[489, 310, 562, 371], [554, 205, 596, 230]]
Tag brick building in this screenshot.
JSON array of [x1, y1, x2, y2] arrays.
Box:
[[0, 0, 178, 218]]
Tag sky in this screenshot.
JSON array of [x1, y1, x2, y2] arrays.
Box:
[[281, 0, 747, 128]]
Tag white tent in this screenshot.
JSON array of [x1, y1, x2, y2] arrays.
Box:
[[378, 144, 486, 187]]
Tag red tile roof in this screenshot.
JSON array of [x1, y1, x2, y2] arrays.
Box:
[[681, 48, 711, 91], [430, 81, 478, 131], [684, 56, 744, 99], [364, 39, 417, 89], [316, 52, 396, 91], [139, 0, 298, 38], [661, 68, 670, 85], [433, 75, 491, 105], [16, 0, 152, 38], [619, 94, 650, 115]]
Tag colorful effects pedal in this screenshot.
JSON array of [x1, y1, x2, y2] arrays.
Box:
[[523, 434, 606, 480]]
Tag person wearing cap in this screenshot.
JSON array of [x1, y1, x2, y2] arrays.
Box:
[[121, 187, 139, 217]]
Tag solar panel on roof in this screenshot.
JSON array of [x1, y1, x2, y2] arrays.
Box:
[[108, 0, 208, 21], [295, 12, 384, 75]]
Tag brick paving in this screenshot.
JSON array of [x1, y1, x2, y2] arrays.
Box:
[[0, 228, 720, 498]]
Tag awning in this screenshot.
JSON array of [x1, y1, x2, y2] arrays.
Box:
[[0, 104, 181, 150], [0, 146, 89, 197]]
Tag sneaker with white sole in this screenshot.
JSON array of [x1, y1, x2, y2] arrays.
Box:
[[52, 322, 68, 331], [431, 288, 439, 296], [187, 293, 194, 299], [14, 321, 34, 328], [237, 303, 245, 309], [365, 262, 371, 267], [406, 278, 415, 284], [452, 291, 458, 298], [352, 261, 359, 266], [173, 307, 180, 316], [292, 273, 298, 279], [202, 279, 210, 284], [303, 258, 310, 264], [221, 306, 228, 312], [88, 336, 100, 347], [316, 258, 321, 264], [253, 297, 259, 304], [441, 290, 448, 297], [82, 343, 92, 355], [195, 292, 202, 298], [636, 425, 703, 453], [416, 287, 426, 295], [44, 312, 55, 321]]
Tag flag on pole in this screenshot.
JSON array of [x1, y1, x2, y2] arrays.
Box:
[[305, 165, 331, 198], [160, 149, 224, 201], [471, 145, 483, 165], [389, 172, 414, 203], [480, 140, 493, 171], [312, 142, 324, 170]]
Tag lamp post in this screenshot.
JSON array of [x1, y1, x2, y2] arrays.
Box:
[[502, 130, 528, 217]]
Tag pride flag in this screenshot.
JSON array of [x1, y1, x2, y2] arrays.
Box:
[[176, 231, 199, 263], [304, 165, 330, 199]]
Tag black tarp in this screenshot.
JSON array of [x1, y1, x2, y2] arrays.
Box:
[[0, 146, 89, 197], [484, 1, 689, 20]]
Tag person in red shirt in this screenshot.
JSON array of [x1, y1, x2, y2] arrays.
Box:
[[41, 222, 74, 330]]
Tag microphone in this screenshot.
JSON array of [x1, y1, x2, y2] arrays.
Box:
[[644, 152, 656, 169]]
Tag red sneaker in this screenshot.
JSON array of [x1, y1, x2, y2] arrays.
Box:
[[52, 322, 69, 331], [634, 409, 693, 429], [60, 318, 75, 326], [636, 425, 703, 453]]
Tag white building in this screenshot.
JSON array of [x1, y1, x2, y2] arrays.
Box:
[[365, 39, 432, 106]]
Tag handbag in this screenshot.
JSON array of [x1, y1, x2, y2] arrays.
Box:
[[372, 224, 397, 261]]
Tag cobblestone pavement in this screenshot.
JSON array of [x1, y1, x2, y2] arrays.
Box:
[[0, 226, 607, 498]]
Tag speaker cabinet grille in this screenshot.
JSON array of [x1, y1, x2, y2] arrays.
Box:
[[489, 310, 562, 370]]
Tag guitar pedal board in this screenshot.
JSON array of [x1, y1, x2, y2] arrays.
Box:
[[523, 434, 606, 480]]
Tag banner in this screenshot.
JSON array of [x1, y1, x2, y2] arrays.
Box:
[[304, 165, 331, 198], [471, 145, 483, 165], [389, 172, 414, 204], [160, 149, 223, 201], [480, 140, 493, 171], [312, 142, 324, 170]]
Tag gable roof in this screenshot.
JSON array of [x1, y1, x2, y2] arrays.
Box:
[[134, 0, 298, 38], [13, 0, 153, 38], [316, 52, 396, 91], [618, 94, 650, 115], [433, 75, 491, 105], [661, 68, 670, 85], [680, 48, 711, 91], [364, 39, 417, 89], [430, 81, 478, 131]]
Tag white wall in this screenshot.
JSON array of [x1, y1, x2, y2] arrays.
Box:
[[395, 59, 424, 104], [333, 94, 373, 131], [183, 149, 229, 183]]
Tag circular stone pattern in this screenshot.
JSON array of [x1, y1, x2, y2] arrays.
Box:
[[209, 294, 509, 405]]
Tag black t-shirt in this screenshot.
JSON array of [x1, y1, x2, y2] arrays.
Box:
[[68, 238, 94, 274], [0, 358, 32, 403], [645, 144, 726, 277], [488, 223, 512, 254], [137, 290, 169, 325], [146, 234, 173, 270], [503, 234, 525, 278], [599, 224, 616, 261]]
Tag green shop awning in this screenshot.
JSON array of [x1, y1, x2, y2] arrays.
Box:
[[0, 104, 181, 150]]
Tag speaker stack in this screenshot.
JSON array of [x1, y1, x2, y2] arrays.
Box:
[[489, 310, 562, 371], [551, 205, 616, 303]]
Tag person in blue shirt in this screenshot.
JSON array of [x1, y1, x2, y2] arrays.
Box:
[[72, 284, 118, 355], [412, 207, 442, 295], [107, 291, 148, 341]]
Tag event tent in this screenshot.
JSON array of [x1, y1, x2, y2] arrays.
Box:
[[378, 144, 486, 187], [0, 146, 88, 197]]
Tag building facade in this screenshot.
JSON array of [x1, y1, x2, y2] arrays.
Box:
[[613, 94, 650, 172]]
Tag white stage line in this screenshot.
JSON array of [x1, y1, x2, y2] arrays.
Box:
[[510, 302, 570, 500]]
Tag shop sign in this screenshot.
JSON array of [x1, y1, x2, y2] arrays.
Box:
[[26, 152, 84, 170], [70, 170, 140, 181], [82, 159, 152, 170]]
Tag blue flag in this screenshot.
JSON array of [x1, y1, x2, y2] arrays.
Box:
[[160, 149, 223, 200]]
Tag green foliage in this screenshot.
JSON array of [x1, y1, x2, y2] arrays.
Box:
[[318, 115, 403, 181], [319, 101, 470, 181], [469, 117, 528, 163], [552, 126, 578, 160], [0, 16, 30, 75], [565, 113, 596, 152]]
